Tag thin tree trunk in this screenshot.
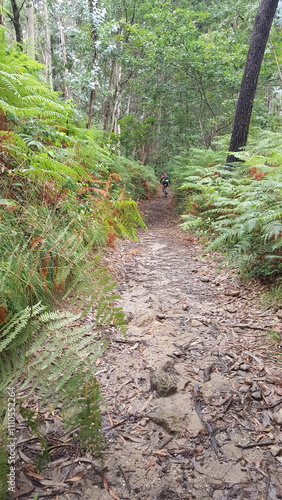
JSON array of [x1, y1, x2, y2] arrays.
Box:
[[59, 17, 69, 99], [26, 0, 35, 59], [86, 0, 99, 129], [227, 0, 279, 163], [111, 61, 122, 135], [43, 0, 53, 89], [103, 60, 115, 132]]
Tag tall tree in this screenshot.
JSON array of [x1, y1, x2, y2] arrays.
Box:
[[26, 0, 35, 58], [227, 0, 279, 162], [86, 0, 99, 129], [42, 0, 53, 88], [58, 14, 70, 98], [9, 0, 24, 45]]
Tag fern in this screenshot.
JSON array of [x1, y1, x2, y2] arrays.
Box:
[[176, 130, 282, 280], [0, 307, 108, 455]]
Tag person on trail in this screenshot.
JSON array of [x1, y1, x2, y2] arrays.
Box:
[[160, 172, 169, 183], [160, 172, 170, 196]]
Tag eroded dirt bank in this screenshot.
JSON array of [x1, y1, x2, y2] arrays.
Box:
[[83, 192, 282, 500]]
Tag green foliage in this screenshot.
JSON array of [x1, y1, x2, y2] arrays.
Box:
[[261, 282, 282, 309], [176, 130, 282, 282], [0, 307, 108, 467], [0, 27, 67, 122], [0, 27, 153, 497], [118, 115, 157, 159]]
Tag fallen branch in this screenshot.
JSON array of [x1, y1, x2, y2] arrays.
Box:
[[233, 324, 273, 332], [238, 440, 276, 449], [118, 465, 131, 492], [262, 398, 282, 410]]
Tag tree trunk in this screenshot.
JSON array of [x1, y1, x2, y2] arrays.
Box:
[[0, 0, 4, 25], [86, 0, 99, 129], [59, 17, 70, 99], [43, 0, 53, 89], [227, 0, 279, 163], [110, 61, 122, 135], [10, 0, 24, 46], [26, 0, 35, 59]]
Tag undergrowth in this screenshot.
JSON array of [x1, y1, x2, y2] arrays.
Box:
[[175, 129, 282, 283]]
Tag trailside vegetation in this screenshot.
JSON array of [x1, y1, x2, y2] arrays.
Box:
[[175, 129, 282, 284], [0, 26, 154, 497]]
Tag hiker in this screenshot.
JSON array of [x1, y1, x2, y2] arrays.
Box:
[[160, 173, 170, 196]]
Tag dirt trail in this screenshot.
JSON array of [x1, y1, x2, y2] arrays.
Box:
[[81, 191, 282, 500], [17, 191, 282, 500]]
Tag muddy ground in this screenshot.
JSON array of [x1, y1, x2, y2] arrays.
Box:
[[15, 191, 282, 500]]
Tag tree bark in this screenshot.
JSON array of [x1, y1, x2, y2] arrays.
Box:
[[26, 0, 35, 59], [103, 61, 114, 132], [10, 0, 24, 46], [59, 17, 70, 99], [227, 0, 279, 163], [110, 60, 122, 135], [43, 0, 53, 89], [86, 0, 99, 129]]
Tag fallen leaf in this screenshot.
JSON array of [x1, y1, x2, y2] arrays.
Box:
[[102, 475, 120, 500], [145, 457, 157, 470], [25, 471, 45, 480], [153, 449, 170, 456], [65, 474, 83, 482]]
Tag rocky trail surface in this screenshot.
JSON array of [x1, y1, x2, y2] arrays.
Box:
[[16, 191, 282, 500]]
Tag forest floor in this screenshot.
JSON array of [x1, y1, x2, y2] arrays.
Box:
[[16, 189, 282, 500]]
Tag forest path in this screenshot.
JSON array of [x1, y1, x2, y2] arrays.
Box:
[[80, 189, 282, 500]]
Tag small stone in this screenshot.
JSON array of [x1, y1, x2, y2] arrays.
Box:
[[273, 408, 282, 425], [270, 445, 282, 457], [251, 390, 262, 400], [194, 444, 204, 454], [150, 369, 177, 397], [139, 418, 149, 427], [276, 309, 282, 319], [124, 312, 134, 324], [239, 363, 251, 371], [225, 304, 238, 313], [156, 313, 166, 320], [200, 276, 210, 282], [191, 319, 202, 327]]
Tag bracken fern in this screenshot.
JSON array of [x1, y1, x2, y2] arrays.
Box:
[[176, 130, 282, 281]]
